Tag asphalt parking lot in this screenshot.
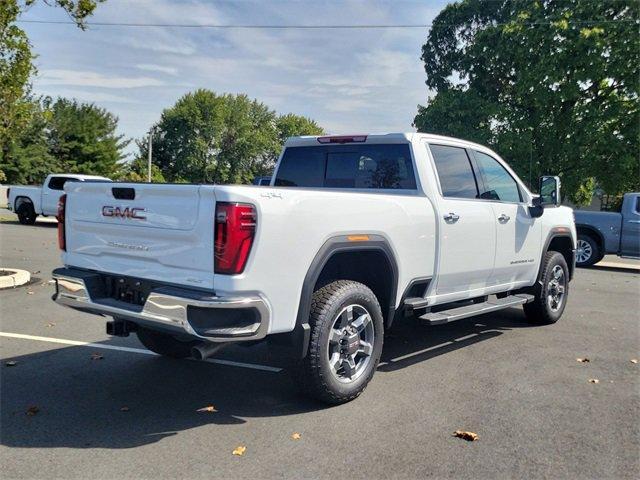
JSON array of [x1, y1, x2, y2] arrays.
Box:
[[1, 216, 639, 479]]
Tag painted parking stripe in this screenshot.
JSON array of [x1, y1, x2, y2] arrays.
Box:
[[0, 332, 282, 373]]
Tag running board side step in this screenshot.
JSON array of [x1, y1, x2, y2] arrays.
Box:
[[419, 294, 534, 325]]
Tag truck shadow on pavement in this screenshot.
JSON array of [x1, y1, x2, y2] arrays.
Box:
[[0, 307, 537, 450]]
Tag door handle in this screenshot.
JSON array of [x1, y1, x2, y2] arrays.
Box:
[[444, 212, 460, 223], [498, 213, 510, 223], [628, 220, 640, 224]]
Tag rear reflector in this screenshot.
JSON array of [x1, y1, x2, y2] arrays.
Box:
[[214, 203, 256, 275], [57, 194, 67, 251], [317, 135, 367, 144]]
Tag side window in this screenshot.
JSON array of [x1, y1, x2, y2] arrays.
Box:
[[474, 151, 522, 203], [48, 177, 69, 190], [429, 145, 479, 199]]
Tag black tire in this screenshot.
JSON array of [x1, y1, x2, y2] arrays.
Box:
[[576, 233, 601, 267], [136, 327, 198, 358], [292, 280, 384, 404], [17, 202, 37, 225], [523, 251, 569, 325]]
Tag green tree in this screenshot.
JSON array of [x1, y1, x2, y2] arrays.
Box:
[[414, 0, 640, 204], [1, 97, 57, 184], [276, 113, 324, 145], [116, 157, 166, 183], [47, 98, 128, 177], [0, 0, 104, 179], [143, 90, 324, 184]]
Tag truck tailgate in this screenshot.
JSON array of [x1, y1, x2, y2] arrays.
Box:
[[63, 182, 217, 290]]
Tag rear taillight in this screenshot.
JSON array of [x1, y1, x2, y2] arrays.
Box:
[[57, 194, 66, 251], [214, 202, 256, 274]]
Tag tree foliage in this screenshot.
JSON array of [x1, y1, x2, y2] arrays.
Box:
[[140, 89, 324, 184], [414, 0, 640, 204], [0, 97, 128, 183], [1, 0, 104, 180]]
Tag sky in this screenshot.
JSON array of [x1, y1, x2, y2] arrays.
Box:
[[20, 0, 448, 158]]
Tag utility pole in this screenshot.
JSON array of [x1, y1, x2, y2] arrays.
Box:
[[147, 127, 154, 183]]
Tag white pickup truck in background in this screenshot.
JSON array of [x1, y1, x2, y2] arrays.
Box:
[[7, 173, 111, 225], [51, 133, 576, 404]]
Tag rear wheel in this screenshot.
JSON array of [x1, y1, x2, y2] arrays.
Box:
[[17, 203, 36, 225], [523, 251, 569, 325], [136, 326, 198, 358], [576, 233, 601, 267], [292, 280, 384, 404]]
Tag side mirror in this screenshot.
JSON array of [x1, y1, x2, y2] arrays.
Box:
[[539, 175, 561, 206]]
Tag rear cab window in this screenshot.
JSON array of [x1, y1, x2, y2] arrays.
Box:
[[274, 144, 417, 190]]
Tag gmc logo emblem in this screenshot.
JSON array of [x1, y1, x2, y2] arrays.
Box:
[[102, 206, 146, 220]]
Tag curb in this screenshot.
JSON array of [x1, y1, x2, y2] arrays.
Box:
[[0, 269, 31, 289]]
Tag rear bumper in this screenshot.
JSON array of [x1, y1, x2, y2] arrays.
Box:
[[51, 268, 270, 342]]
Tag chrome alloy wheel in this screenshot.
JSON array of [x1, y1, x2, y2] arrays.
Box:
[[576, 239, 593, 264], [327, 304, 375, 383], [547, 265, 566, 312]]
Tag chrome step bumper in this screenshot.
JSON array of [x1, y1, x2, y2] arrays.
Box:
[[52, 268, 270, 342]]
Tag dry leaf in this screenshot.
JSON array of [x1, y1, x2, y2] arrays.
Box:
[[453, 430, 479, 441], [90, 353, 104, 360], [46, 323, 56, 328], [120, 406, 130, 412], [197, 405, 217, 413], [291, 432, 302, 440], [232, 446, 247, 456], [26, 406, 39, 416], [26, 291, 34, 295], [5, 361, 17, 367], [631, 359, 638, 364], [588, 378, 600, 384], [576, 358, 590, 363], [32, 270, 40, 274]]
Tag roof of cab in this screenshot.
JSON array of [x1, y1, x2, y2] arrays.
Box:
[[51, 173, 111, 181], [284, 132, 490, 152]]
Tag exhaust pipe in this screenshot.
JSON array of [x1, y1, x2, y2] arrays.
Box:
[[191, 342, 227, 361]]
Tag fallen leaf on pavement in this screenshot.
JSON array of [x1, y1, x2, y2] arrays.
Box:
[[26, 406, 39, 416], [197, 405, 217, 413], [232, 446, 246, 456], [631, 359, 638, 364], [32, 270, 40, 274], [5, 361, 17, 367], [90, 353, 104, 360], [120, 406, 130, 412], [576, 358, 590, 363], [291, 432, 302, 440], [26, 291, 34, 295], [588, 378, 600, 384], [453, 430, 478, 441], [46, 323, 56, 328]]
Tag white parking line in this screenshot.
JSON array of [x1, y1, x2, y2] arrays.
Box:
[[0, 331, 282, 373]]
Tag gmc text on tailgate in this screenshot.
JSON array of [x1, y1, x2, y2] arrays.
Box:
[[52, 133, 576, 404]]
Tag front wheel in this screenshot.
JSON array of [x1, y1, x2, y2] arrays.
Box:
[[523, 251, 569, 324], [292, 280, 384, 404]]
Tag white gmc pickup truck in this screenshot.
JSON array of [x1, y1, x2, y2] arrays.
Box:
[[8, 173, 111, 225], [52, 133, 576, 404]]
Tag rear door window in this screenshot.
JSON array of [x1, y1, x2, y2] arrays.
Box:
[[274, 144, 416, 190], [429, 145, 479, 199]]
